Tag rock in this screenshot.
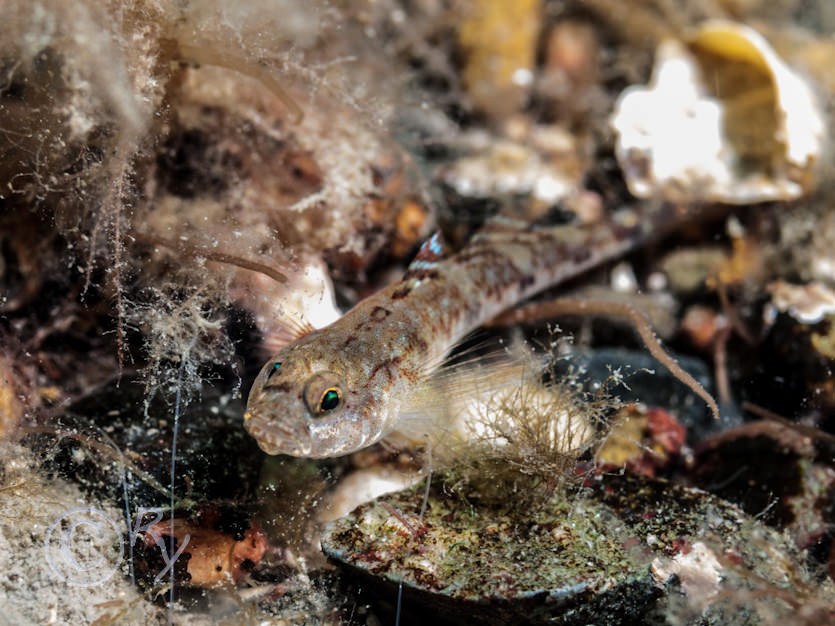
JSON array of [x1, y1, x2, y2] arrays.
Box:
[[457, 0, 541, 118], [692, 419, 835, 552], [550, 348, 719, 434], [30, 377, 264, 509], [597, 405, 688, 477], [322, 471, 829, 625]]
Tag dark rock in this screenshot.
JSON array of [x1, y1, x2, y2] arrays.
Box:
[[692, 420, 835, 552], [28, 376, 264, 511], [551, 348, 730, 437]]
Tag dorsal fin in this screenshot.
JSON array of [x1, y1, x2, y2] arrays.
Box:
[[401, 232, 448, 282], [406, 231, 447, 273]]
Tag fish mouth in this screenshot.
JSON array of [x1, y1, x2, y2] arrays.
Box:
[[243, 410, 312, 456], [243, 410, 365, 458]]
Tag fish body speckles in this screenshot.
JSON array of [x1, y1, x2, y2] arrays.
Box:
[[244, 204, 702, 457]]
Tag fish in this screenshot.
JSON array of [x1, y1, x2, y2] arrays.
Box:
[[244, 204, 719, 458]]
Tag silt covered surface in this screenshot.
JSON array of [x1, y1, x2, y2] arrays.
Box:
[[322, 471, 828, 625]]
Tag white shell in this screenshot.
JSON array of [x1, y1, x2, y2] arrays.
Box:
[[611, 20, 825, 204], [768, 280, 835, 324], [440, 127, 578, 205]]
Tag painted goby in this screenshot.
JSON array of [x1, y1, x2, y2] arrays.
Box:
[[244, 204, 717, 457]]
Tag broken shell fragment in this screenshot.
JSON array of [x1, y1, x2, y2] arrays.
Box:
[[611, 20, 825, 204], [141, 518, 267, 587], [317, 466, 421, 523], [439, 129, 579, 207], [768, 279, 835, 325]]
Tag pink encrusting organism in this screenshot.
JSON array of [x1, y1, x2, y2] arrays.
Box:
[[244, 204, 720, 458]]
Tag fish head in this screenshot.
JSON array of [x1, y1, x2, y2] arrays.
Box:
[[244, 338, 384, 458]]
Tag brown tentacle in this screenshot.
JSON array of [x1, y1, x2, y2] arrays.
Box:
[[132, 233, 288, 285], [489, 297, 721, 421]]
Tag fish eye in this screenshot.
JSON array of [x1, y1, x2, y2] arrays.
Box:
[[319, 388, 340, 412], [303, 372, 344, 418], [266, 362, 282, 380]]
